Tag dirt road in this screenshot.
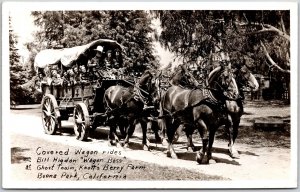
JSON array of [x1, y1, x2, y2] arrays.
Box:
[[5, 104, 296, 188]]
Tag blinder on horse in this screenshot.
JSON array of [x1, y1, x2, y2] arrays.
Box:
[[134, 70, 162, 109], [204, 66, 240, 104]]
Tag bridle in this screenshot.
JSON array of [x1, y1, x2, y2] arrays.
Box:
[[133, 72, 161, 107], [205, 68, 240, 102]]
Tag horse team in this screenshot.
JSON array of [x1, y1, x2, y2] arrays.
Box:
[[102, 64, 259, 164]]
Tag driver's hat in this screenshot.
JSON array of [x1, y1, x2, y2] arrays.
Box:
[[94, 46, 103, 52]]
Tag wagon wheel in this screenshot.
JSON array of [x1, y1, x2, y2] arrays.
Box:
[[41, 94, 61, 135], [73, 103, 90, 141]]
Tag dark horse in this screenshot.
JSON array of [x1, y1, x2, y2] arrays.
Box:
[[103, 70, 161, 150], [159, 65, 240, 163], [160, 64, 259, 160], [224, 64, 259, 158]]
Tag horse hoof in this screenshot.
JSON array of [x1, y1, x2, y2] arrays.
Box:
[[155, 136, 162, 144], [171, 153, 178, 159], [166, 150, 171, 157], [116, 142, 122, 148], [231, 153, 240, 159], [173, 135, 179, 143], [143, 145, 149, 151], [123, 143, 129, 149], [196, 153, 204, 164], [208, 159, 216, 164], [146, 139, 151, 146], [229, 149, 240, 159], [187, 147, 194, 152], [108, 141, 114, 147], [162, 139, 168, 146]]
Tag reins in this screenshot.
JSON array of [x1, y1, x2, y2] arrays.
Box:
[[123, 79, 150, 96]]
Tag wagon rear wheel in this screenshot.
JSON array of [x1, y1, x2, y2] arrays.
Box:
[[41, 94, 61, 135], [73, 103, 90, 141]]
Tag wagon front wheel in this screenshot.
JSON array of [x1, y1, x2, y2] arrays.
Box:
[[73, 103, 90, 141], [41, 94, 60, 135]]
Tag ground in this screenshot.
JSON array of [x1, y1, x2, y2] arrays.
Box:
[[4, 100, 296, 188]]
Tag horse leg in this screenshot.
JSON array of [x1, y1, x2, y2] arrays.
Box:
[[207, 130, 216, 164], [123, 119, 136, 149], [140, 119, 150, 151], [109, 117, 124, 147], [113, 128, 123, 147], [159, 117, 169, 146], [226, 114, 240, 159], [146, 120, 152, 132], [173, 124, 184, 143], [118, 117, 127, 139], [145, 119, 152, 145], [185, 125, 195, 152], [116, 124, 125, 147], [108, 124, 116, 146], [158, 102, 168, 145], [166, 123, 178, 159], [196, 119, 209, 164], [152, 120, 162, 144], [231, 115, 240, 158]]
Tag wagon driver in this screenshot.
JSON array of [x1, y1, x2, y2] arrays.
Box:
[[88, 45, 104, 68]]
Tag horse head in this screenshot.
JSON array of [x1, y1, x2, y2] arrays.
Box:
[[235, 65, 259, 92], [170, 64, 198, 87], [207, 65, 239, 102], [136, 70, 162, 108]]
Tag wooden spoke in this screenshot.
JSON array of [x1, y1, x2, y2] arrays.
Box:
[[73, 103, 90, 141], [41, 94, 60, 135]]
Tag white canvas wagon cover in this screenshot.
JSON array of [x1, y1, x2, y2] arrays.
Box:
[[34, 39, 124, 69]]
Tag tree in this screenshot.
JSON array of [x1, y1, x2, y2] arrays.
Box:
[[9, 16, 27, 105], [153, 10, 290, 75], [30, 10, 158, 72], [153, 10, 291, 101]]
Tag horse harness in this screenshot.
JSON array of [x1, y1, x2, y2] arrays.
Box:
[[161, 88, 227, 124], [104, 79, 156, 118]]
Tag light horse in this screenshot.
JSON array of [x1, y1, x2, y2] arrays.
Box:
[[103, 70, 161, 150], [159, 65, 240, 163]]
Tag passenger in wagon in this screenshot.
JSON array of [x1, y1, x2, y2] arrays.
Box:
[[52, 69, 62, 86], [35, 72, 46, 92], [79, 65, 89, 84], [67, 68, 76, 86], [43, 67, 53, 86], [73, 66, 81, 84], [104, 50, 113, 69], [62, 71, 69, 87], [114, 50, 123, 69]]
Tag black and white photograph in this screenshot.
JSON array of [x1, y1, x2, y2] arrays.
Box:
[[2, 1, 298, 189]]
